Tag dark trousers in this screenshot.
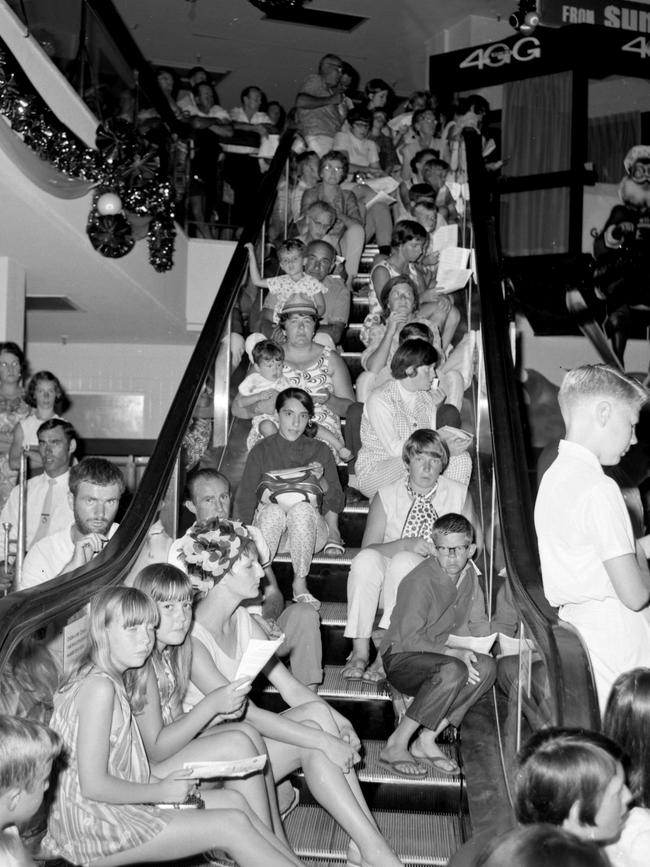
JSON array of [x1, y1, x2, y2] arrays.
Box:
[[383, 649, 496, 730]]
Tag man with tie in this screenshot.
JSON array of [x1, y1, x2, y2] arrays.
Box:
[[0, 418, 76, 563]]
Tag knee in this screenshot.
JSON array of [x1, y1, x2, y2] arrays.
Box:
[[349, 550, 385, 587], [225, 729, 258, 758], [287, 501, 317, 527], [231, 721, 266, 750], [256, 504, 286, 528], [299, 699, 335, 728], [438, 657, 466, 685]]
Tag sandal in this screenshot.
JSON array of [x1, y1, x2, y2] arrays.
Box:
[[292, 592, 321, 611], [323, 537, 345, 554], [342, 655, 369, 680]]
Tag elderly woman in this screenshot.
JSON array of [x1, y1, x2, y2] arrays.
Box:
[[232, 297, 355, 461], [355, 338, 472, 500], [233, 388, 345, 611], [300, 150, 366, 284], [356, 275, 463, 407], [343, 428, 479, 682], [0, 342, 29, 510]]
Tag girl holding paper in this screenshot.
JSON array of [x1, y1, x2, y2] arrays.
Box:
[[184, 520, 403, 867], [132, 564, 290, 845]]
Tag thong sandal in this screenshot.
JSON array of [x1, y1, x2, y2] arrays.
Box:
[[342, 655, 369, 680], [323, 538, 345, 554], [292, 592, 321, 611], [376, 757, 427, 779], [410, 752, 460, 775]]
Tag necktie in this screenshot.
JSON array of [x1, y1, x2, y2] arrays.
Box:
[[31, 478, 56, 546]]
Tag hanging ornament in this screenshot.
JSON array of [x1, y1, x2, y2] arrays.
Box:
[[96, 191, 123, 216], [87, 213, 134, 258]]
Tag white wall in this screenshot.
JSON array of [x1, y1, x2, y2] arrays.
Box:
[[27, 342, 194, 439]]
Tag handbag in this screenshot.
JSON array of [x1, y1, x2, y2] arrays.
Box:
[[256, 464, 324, 512]]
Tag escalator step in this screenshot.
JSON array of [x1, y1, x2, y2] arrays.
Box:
[[264, 664, 391, 701]]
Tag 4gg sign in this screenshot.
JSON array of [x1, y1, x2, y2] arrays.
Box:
[[458, 36, 542, 71]]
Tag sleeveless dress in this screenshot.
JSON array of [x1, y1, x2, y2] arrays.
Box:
[[43, 670, 171, 865], [184, 611, 256, 710], [282, 347, 345, 456], [0, 393, 29, 510]]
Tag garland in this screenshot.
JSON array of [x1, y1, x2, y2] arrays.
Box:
[[0, 40, 176, 272]]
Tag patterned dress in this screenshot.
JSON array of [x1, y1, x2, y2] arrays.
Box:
[[0, 393, 29, 510], [43, 670, 171, 865], [282, 347, 345, 456]]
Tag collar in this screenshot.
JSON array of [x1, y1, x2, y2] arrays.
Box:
[[453, 558, 480, 589], [558, 439, 604, 472]]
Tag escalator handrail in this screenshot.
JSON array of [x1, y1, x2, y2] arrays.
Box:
[[0, 129, 296, 669], [464, 129, 599, 729]]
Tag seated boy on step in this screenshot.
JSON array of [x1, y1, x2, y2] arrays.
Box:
[[378, 513, 496, 777]]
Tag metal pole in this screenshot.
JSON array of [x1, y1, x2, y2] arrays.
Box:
[[14, 448, 27, 590]]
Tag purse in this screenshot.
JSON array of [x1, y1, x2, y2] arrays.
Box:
[[256, 464, 325, 512]]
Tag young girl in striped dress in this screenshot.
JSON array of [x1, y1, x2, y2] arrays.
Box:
[[43, 585, 303, 866]]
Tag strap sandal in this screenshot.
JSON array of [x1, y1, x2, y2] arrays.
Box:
[[292, 592, 321, 611]]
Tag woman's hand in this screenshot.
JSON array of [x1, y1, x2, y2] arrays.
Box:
[[320, 731, 360, 774], [153, 769, 196, 803], [404, 537, 435, 557], [206, 679, 251, 717], [386, 310, 409, 335], [431, 385, 447, 407]]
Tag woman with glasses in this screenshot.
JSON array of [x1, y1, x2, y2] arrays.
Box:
[[0, 342, 29, 510], [343, 428, 478, 684]]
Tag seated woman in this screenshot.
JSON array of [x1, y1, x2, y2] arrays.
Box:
[[132, 564, 287, 842], [603, 668, 650, 867], [183, 522, 402, 867], [232, 297, 355, 462], [300, 150, 366, 285], [478, 825, 613, 867], [369, 221, 459, 354], [355, 339, 472, 499], [332, 108, 394, 255], [233, 388, 345, 611], [344, 429, 479, 682], [356, 276, 464, 407], [8, 370, 66, 473]]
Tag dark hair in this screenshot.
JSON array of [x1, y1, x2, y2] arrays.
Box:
[[412, 107, 437, 128], [476, 825, 612, 867], [241, 85, 263, 103], [348, 107, 372, 127], [514, 728, 624, 828], [252, 339, 284, 366], [295, 150, 318, 170], [412, 198, 437, 213], [188, 66, 207, 80], [459, 94, 490, 116], [37, 418, 77, 447], [399, 321, 434, 344], [604, 667, 650, 807], [365, 78, 390, 96], [278, 238, 305, 258], [390, 338, 438, 380], [391, 220, 428, 248], [185, 468, 231, 504], [278, 308, 320, 331], [69, 457, 125, 497], [319, 150, 349, 179], [192, 81, 214, 100], [433, 512, 474, 542], [379, 275, 419, 318], [409, 148, 438, 175], [156, 67, 178, 96], [26, 370, 66, 411], [267, 100, 286, 129], [407, 90, 432, 110], [275, 388, 317, 437], [0, 342, 26, 378], [403, 429, 449, 470]]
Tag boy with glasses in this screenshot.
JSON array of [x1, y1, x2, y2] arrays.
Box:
[[378, 512, 495, 778]]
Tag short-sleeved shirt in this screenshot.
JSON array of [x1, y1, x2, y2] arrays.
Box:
[[535, 439, 650, 710], [332, 130, 380, 175], [296, 73, 342, 139], [322, 275, 350, 325]]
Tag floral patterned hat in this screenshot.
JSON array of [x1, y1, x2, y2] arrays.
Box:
[[177, 517, 262, 590]]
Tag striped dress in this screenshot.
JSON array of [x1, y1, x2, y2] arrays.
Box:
[[43, 670, 171, 865]]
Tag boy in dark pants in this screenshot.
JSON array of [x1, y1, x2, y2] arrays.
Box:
[[378, 513, 496, 777]]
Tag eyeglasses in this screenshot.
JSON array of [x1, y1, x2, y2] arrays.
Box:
[[0, 361, 20, 369], [322, 164, 344, 173], [410, 454, 443, 467], [435, 545, 470, 557], [630, 162, 650, 182]]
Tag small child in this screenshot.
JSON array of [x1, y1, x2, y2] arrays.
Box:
[[535, 363, 650, 714], [0, 714, 62, 867], [241, 335, 352, 460], [245, 239, 327, 331], [378, 513, 496, 778]]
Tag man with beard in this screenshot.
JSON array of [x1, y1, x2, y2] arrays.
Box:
[[18, 458, 124, 590]]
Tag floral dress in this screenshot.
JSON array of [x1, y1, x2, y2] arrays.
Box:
[[0, 393, 29, 510]]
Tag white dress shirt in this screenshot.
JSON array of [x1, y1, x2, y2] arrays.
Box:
[[0, 470, 73, 559]]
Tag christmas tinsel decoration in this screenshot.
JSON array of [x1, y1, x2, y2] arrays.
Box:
[[0, 38, 176, 272]]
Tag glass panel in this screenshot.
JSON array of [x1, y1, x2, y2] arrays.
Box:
[[500, 188, 570, 256]]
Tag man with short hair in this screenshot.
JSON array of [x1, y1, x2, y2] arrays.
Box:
[[304, 240, 350, 346], [0, 419, 77, 562], [18, 457, 125, 590], [295, 54, 345, 156], [169, 468, 323, 688]]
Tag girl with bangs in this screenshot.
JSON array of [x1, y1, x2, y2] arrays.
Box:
[[132, 563, 289, 845], [182, 519, 403, 867], [43, 585, 304, 867]]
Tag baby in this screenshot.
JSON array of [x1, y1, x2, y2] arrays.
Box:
[[239, 334, 352, 461], [245, 239, 327, 332]]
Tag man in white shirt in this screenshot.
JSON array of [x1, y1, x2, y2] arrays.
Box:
[[169, 467, 323, 689], [18, 457, 124, 591], [0, 419, 76, 562]]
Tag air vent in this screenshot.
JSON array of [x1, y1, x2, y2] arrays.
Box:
[[261, 8, 366, 31], [26, 296, 83, 312]]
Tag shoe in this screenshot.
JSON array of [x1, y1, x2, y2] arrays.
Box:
[[342, 655, 369, 680], [376, 757, 427, 778], [292, 592, 321, 611]]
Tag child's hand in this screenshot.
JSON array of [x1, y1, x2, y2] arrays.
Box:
[[258, 389, 277, 402], [308, 461, 324, 479], [207, 679, 251, 717], [245, 242, 255, 254], [155, 768, 195, 803]]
